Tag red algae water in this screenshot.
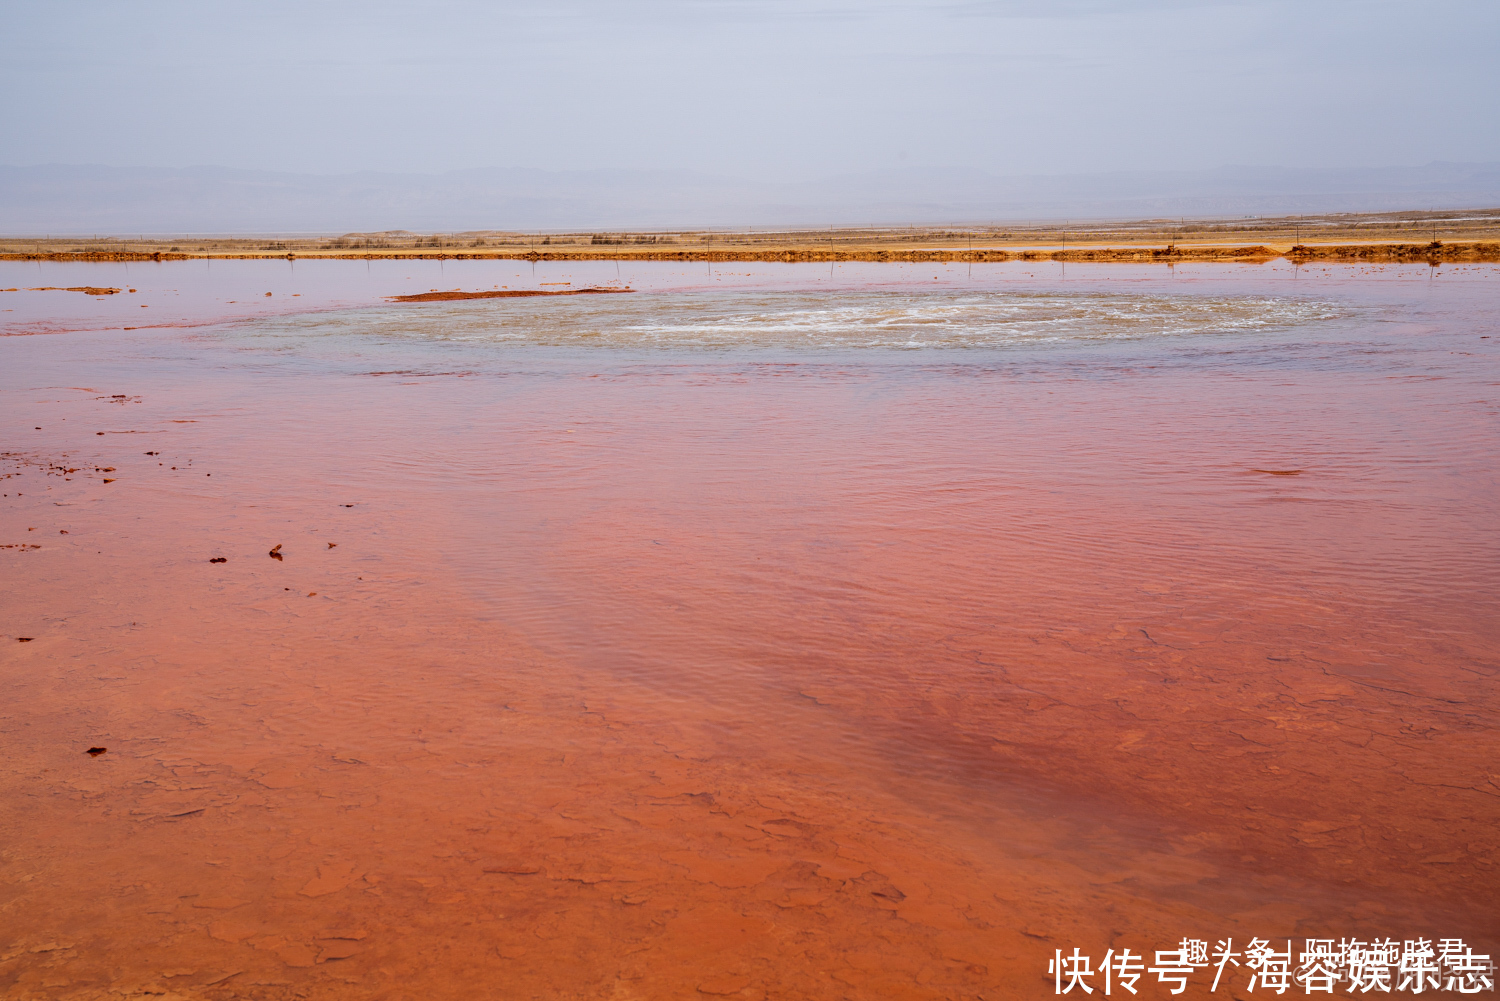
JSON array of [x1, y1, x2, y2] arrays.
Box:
[[2, 260, 1497, 999]]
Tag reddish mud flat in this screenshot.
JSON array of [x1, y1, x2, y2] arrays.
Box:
[[389, 286, 634, 302], [22, 286, 123, 296], [1, 259, 1497, 999]]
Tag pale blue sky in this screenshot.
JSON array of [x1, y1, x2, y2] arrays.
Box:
[[4, 0, 1498, 179]]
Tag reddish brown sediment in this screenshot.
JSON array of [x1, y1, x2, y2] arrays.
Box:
[[388, 286, 635, 302], [21, 285, 123, 294], [2, 270, 1497, 998]]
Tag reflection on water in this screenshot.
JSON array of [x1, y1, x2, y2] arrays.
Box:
[[1, 261, 1497, 999]]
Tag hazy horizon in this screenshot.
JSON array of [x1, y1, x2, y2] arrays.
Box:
[[5, 1, 1499, 232], [4, 160, 1499, 234]]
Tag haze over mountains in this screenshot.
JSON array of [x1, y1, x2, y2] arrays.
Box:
[[4, 161, 1498, 235]]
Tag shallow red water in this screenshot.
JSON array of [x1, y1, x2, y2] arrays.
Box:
[[2, 261, 1497, 999]]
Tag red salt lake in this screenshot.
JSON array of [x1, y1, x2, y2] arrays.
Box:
[[2, 259, 1497, 998]]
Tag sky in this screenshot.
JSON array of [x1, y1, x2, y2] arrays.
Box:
[[3, 0, 1499, 181]]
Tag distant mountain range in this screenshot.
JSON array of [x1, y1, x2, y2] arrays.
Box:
[[3, 162, 1498, 234]]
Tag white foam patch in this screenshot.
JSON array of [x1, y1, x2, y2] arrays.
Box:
[[231, 289, 1351, 353]]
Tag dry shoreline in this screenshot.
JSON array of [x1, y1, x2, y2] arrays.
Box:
[[7, 208, 1499, 264], [5, 240, 1499, 264]]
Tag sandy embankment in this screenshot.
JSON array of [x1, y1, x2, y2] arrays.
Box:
[[7, 208, 1500, 264], [7, 241, 1500, 264]]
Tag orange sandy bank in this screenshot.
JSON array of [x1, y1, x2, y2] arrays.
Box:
[[6, 241, 1500, 264]]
